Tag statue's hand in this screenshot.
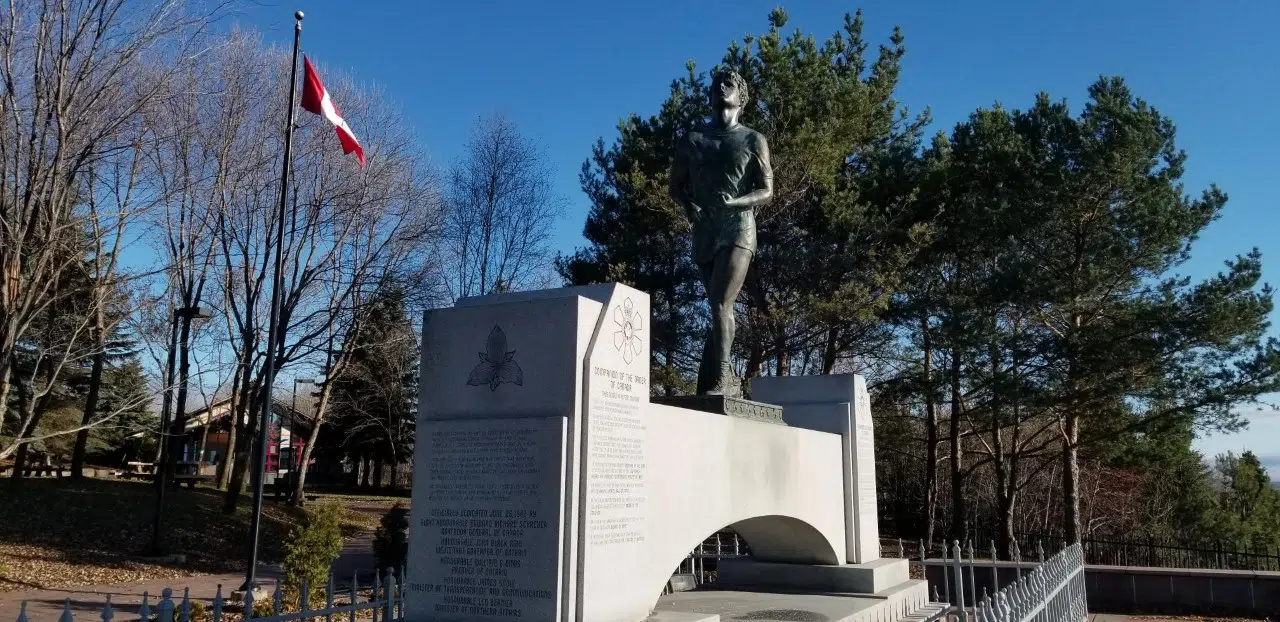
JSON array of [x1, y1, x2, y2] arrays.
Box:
[[718, 191, 736, 209], [686, 202, 704, 224]]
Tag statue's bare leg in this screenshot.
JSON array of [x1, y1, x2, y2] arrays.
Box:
[[698, 245, 752, 394]]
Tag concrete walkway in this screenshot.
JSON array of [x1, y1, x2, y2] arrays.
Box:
[[0, 532, 377, 621]]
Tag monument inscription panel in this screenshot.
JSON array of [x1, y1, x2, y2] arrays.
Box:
[[577, 292, 652, 621], [852, 376, 879, 561], [407, 417, 566, 621], [585, 364, 647, 547]]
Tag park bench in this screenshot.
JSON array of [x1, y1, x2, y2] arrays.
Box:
[[172, 460, 213, 488], [118, 461, 156, 480]]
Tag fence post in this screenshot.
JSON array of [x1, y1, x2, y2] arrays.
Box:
[[967, 540, 978, 618], [181, 587, 192, 622], [1036, 540, 1044, 563], [301, 580, 311, 614], [350, 571, 359, 622], [58, 600, 72, 622], [990, 540, 999, 594], [950, 541, 967, 622], [384, 567, 397, 622], [158, 588, 175, 622], [140, 592, 152, 622], [899, 538, 904, 559], [326, 574, 336, 622], [213, 585, 224, 622], [100, 595, 114, 622], [942, 541, 952, 604], [1013, 542, 1022, 582]]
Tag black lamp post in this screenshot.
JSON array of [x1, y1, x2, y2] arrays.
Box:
[[148, 304, 212, 556]]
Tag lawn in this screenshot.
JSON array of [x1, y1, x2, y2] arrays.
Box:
[[0, 478, 374, 592]]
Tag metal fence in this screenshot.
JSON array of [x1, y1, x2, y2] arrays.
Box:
[[665, 529, 751, 592], [916, 541, 1086, 622], [15, 568, 406, 622], [966, 528, 1280, 572]]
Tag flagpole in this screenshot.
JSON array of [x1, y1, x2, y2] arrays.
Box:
[[243, 9, 304, 595]]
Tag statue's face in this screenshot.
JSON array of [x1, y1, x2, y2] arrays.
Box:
[[713, 76, 743, 109]]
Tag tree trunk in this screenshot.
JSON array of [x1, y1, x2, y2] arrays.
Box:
[[775, 324, 790, 376], [70, 320, 108, 478], [222, 394, 257, 514], [216, 370, 245, 489], [389, 459, 399, 492], [217, 412, 237, 488], [821, 326, 840, 375], [949, 346, 966, 543], [373, 459, 385, 490], [166, 314, 196, 479], [291, 421, 320, 507], [1062, 410, 1081, 543], [994, 409, 1014, 559], [9, 381, 34, 482], [0, 360, 12, 437], [921, 317, 938, 546]]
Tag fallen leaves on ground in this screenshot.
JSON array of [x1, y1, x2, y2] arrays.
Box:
[[0, 478, 377, 592]]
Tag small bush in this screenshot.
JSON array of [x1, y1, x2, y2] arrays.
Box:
[[250, 598, 276, 619], [373, 503, 410, 573], [283, 503, 344, 593], [186, 601, 208, 622]]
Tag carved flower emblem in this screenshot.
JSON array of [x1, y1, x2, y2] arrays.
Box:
[[612, 298, 643, 365]]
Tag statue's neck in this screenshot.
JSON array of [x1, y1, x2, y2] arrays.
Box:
[[714, 106, 741, 130]]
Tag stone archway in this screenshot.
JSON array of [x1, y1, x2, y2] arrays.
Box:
[[730, 515, 842, 565], [644, 514, 843, 611]]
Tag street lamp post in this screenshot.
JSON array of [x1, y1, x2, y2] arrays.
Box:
[[148, 304, 212, 556]]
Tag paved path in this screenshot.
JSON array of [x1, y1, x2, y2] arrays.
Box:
[[0, 532, 378, 622]]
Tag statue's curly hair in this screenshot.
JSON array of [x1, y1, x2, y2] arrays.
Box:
[[712, 67, 749, 106]]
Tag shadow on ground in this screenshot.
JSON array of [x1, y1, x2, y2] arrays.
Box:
[[0, 478, 302, 590]]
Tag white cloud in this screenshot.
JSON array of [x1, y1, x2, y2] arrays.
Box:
[[1195, 408, 1280, 482]]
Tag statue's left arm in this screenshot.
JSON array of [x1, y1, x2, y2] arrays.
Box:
[[723, 132, 773, 210]]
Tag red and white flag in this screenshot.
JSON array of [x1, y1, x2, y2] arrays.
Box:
[[300, 56, 365, 168]]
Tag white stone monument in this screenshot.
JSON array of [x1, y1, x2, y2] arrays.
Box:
[[406, 284, 928, 622]]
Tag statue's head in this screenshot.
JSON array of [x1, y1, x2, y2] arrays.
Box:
[[711, 68, 748, 110]]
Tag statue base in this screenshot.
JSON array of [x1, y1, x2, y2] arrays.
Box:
[[652, 394, 785, 425]]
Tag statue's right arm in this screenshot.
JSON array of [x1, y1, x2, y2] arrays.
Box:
[[668, 144, 698, 223]]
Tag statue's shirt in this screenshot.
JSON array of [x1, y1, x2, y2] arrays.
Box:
[[676, 124, 767, 264]]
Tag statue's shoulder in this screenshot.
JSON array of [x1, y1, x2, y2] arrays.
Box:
[[738, 124, 768, 147], [680, 127, 709, 145]]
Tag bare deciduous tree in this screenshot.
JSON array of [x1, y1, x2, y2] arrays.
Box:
[[440, 113, 563, 300], [0, 0, 227, 462]]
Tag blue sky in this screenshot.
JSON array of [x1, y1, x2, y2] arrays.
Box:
[[230, 0, 1280, 471]]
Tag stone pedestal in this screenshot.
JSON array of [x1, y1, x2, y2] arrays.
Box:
[[717, 557, 910, 594], [650, 395, 784, 424], [406, 284, 915, 622]]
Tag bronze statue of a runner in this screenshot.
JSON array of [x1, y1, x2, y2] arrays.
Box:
[[668, 68, 773, 396]]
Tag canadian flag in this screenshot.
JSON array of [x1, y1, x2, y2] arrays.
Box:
[[300, 56, 365, 168]]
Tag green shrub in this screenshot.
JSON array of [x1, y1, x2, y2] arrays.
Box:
[[373, 503, 410, 573], [283, 503, 344, 593], [186, 601, 208, 622]]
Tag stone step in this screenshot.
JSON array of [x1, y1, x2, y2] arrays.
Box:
[[900, 602, 949, 622]]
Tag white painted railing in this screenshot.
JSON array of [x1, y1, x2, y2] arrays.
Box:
[[15, 568, 406, 622], [948, 542, 1087, 622]]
